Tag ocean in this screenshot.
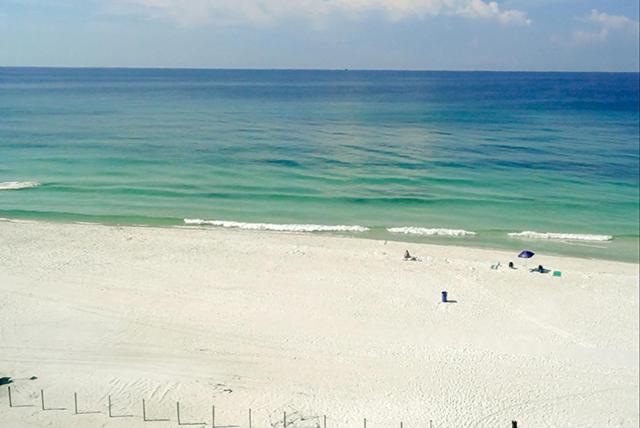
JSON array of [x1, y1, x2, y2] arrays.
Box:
[[1, 68, 638, 262]]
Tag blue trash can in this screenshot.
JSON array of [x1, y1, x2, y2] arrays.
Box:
[[441, 291, 448, 303]]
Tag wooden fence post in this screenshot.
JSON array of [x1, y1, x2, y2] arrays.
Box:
[[107, 394, 132, 418], [212, 405, 215, 428]]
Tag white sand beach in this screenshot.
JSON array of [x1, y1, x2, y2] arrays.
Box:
[[0, 219, 638, 427]]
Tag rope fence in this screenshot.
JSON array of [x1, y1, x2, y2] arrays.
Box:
[[3, 385, 519, 427]]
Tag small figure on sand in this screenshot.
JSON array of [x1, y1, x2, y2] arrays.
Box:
[[404, 250, 417, 261], [530, 264, 550, 273], [508, 261, 516, 269]]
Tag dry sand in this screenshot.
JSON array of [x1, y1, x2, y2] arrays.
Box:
[[0, 219, 638, 427]]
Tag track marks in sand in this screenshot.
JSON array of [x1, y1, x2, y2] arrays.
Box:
[[468, 271, 598, 350], [468, 385, 640, 427]]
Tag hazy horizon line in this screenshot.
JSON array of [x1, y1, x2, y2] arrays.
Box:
[[1, 65, 639, 74]]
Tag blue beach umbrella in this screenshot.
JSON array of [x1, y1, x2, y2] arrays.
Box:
[[518, 250, 535, 258]]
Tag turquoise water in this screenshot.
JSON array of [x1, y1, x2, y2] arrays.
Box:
[[1, 68, 638, 262]]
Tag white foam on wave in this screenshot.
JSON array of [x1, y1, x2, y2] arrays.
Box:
[[184, 219, 369, 233], [0, 217, 37, 224], [0, 181, 40, 190], [508, 231, 613, 242], [387, 227, 477, 237]]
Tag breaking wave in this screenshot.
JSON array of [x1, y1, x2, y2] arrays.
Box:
[[184, 219, 369, 233], [508, 231, 613, 242], [0, 181, 40, 190], [387, 227, 477, 237]]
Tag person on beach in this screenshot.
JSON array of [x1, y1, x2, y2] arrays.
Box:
[[404, 250, 417, 261], [530, 265, 549, 273], [509, 261, 516, 269]]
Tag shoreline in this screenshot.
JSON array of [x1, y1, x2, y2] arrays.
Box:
[[1, 216, 638, 265], [0, 218, 638, 426]]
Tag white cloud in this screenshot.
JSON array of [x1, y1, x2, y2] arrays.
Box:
[[571, 9, 639, 45], [105, 0, 531, 27], [588, 9, 636, 31], [457, 0, 530, 26]]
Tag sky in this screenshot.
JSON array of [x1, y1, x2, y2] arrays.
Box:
[[1, 0, 639, 71]]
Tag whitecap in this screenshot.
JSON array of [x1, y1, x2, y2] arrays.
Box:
[[387, 227, 477, 237], [0, 181, 40, 190], [184, 219, 369, 233], [508, 231, 612, 242]]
